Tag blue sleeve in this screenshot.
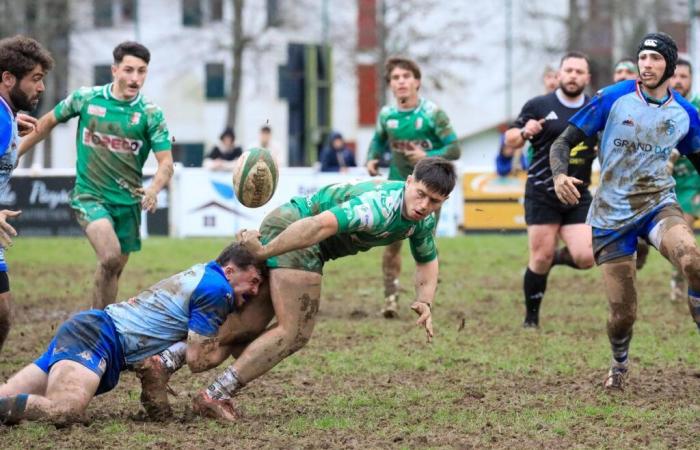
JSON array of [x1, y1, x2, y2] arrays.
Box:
[[0, 108, 12, 158], [495, 152, 512, 176], [676, 97, 700, 156], [570, 80, 634, 137], [188, 279, 233, 337]]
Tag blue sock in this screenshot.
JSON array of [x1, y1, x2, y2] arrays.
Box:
[[0, 394, 28, 424], [688, 288, 700, 331]]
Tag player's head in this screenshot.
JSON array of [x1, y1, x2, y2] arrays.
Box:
[[636, 32, 677, 90], [216, 243, 267, 299], [385, 56, 421, 105], [260, 125, 271, 145], [111, 41, 151, 99], [558, 51, 590, 97], [671, 58, 692, 97], [0, 35, 53, 112], [542, 65, 558, 93], [404, 157, 456, 221], [613, 58, 638, 82]]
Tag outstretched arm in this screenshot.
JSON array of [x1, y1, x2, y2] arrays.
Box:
[[18, 110, 59, 158], [411, 257, 439, 342]]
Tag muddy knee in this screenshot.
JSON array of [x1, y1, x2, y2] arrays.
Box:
[[680, 252, 700, 288], [608, 303, 636, 338], [98, 254, 124, 275]]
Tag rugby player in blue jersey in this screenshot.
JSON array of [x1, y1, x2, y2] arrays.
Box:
[[0, 36, 53, 354], [550, 33, 700, 390], [0, 243, 267, 424]]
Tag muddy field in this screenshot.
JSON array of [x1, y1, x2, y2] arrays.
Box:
[[0, 236, 698, 449]]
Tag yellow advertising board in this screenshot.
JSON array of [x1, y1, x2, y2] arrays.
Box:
[[462, 172, 526, 230]]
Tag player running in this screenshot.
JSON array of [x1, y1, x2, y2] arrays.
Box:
[[365, 57, 459, 318], [668, 58, 700, 301], [551, 32, 700, 390], [504, 52, 597, 328], [178, 157, 456, 421], [19, 41, 173, 309], [0, 243, 266, 424], [0, 36, 53, 353]]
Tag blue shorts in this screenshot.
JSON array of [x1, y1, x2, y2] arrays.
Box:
[[34, 310, 125, 396], [0, 247, 7, 272], [592, 203, 684, 265]]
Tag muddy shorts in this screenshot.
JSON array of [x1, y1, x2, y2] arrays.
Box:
[[34, 310, 125, 395], [592, 202, 684, 265], [675, 185, 700, 218], [260, 203, 324, 274], [71, 192, 141, 253]]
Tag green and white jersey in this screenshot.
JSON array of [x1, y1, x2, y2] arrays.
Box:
[[367, 97, 459, 180], [290, 179, 438, 263], [673, 93, 700, 191], [54, 83, 171, 205]]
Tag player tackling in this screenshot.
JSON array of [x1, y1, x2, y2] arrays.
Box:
[[550, 33, 700, 389]]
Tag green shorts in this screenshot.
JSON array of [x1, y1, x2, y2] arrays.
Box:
[[260, 203, 324, 274], [70, 193, 141, 254], [675, 186, 700, 218]]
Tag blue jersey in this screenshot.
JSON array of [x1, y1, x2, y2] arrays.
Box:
[[0, 97, 18, 271], [105, 261, 235, 364], [570, 80, 700, 229]]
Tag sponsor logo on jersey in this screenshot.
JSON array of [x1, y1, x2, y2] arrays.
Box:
[[544, 110, 558, 121], [661, 119, 676, 136], [87, 104, 107, 117], [387, 119, 399, 129], [415, 117, 423, 129], [82, 128, 143, 154], [612, 137, 672, 156], [622, 117, 634, 127], [390, 139, 433, 152], [353, 204, 374, 230], [130, 112, 141, 124]]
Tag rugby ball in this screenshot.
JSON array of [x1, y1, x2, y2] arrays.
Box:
[[232, 147, 278, 208]]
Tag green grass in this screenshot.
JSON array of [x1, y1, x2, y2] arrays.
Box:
[[0, 235, 698, 449]]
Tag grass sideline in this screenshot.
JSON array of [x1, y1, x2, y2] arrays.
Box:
[[0, 236, 698, 449]]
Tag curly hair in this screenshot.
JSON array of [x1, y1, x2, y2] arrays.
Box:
[[0, 35, 54, 80]]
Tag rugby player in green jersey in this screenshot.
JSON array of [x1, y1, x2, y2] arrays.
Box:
[[19, 41, 173, 309], [365, 57, 460, 318], [144, 157, 455, 420], [668, 58, 700, 301]]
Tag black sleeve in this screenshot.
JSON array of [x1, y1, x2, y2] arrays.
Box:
[[549, 125, 587, 177], [511, 99, 538, 128], [206, 147, 222, 160], [687, 152, 700, 176]]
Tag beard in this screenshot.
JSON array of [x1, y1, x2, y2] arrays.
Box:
[[673, 83, 688, 97], [9, 84, 39, 112], [560, 82, 585, 97]]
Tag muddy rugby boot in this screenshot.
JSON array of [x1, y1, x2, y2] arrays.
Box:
[[381, 294, 399, 318], [192, 390, 240, 422], [603, 365, 628, 391], [134, 355, 173, 420]]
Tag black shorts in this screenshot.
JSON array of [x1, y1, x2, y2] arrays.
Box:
[[524, 187, 591, 226]]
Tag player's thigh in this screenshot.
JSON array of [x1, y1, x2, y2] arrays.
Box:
[[558, 223, 592, 256], [217, 283, 274, 345], [657, 218, 698, 268], [0, 363, 49, 396], [269, 268, 322, 329], [527, 224, 559, 255], [44, 360, 100, 416], [85, 218, 122, 260]]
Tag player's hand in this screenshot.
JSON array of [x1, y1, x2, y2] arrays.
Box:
[[237, 229, 265, 259], [16, 114, 37, 137], [191, 390, 240, 422], [138, 187, 158, 213], [521, 118, 546, 140], [0, 210, 21, 248], [410, 301, 433, 343], [553, 174, 582, 205], [366, 159, 380, 176], [405, 143, 427, 165]]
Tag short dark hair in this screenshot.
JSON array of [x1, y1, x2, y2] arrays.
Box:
[[113, 41, 151, 64], [677, 58, 692, 73], [385, 56, 421, 83], [560, 51, 590, 71], [412, 157, 457, 197], [261, 125, 271, 133], [0, 35, 54, 80], [220, 126, 235, 141], [216, 242, 268, 278]]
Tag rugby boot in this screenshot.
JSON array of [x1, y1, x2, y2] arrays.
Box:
[[134, 355, 173, 420], [603, 365, 628, 391], [381, 294, 399, 318], [192, 390, 240, 422]]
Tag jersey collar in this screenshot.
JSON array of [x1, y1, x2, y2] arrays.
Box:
[[103, 83, 143, 106], [635, 81, 674, 107]]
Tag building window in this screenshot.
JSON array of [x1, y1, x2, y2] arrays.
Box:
[[210, 0, 223, 22], [205, 63, 225, 99], [94, 0, 113, 28], [183, 0, 202, 27], [121, 0, 136, 22], [94, 65, 112, 85], [267, 0, 281, 27]]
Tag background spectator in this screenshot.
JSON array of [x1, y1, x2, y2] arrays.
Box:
[[203, 127, 242, 171], [320, 131, 356, 172]]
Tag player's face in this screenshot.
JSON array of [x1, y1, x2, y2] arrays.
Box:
[[613, 67, 637, 82], [638, 51, 666, 88], [389, 67, 420, 104], [7, 64, 45, 111], [558, 57, 590, 97], [671, 65, 692, 97], [227, 264, 263, 298], [543, 71, 558, 93], [403, 176, 448, 221], [112, 55, 148, 99]]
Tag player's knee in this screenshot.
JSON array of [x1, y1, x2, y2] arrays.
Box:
[[47, 402, 85, 424], [99, 253, 123, 274], [609, 305, 636, 331], [573, 253, 594, 269], [530, 252, 554, 272]]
